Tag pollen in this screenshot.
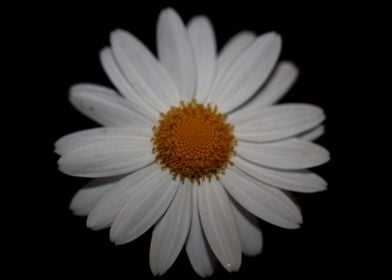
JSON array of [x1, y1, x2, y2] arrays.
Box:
[[152, 101, 237, 184]]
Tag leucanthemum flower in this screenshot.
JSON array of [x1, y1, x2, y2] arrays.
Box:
[[55, 8, 330, 277]]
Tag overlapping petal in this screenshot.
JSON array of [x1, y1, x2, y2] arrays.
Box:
[[59, 8, 330, 278], [157, 8, 196, 101], [198, 181, 242, 272]]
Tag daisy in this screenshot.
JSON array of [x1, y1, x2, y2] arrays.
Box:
[[55, 7, 329, 277]]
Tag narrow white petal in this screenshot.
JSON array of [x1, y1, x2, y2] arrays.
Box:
[[110, 170, 179, 245], [236, 138, 330, 170], [110, 30, 181, 110], [214, 32, 282, 113], [188, 16, 217, 102], [69, 84, 154, 126], [220, 166, 302, 229], [70, 177, 122, 216], [198, 181, 241, 272], [70, 83, 118, 96], [299, 125, 325, 142], [232, 201, 263, 256], [206, 31, 256, 104], [100, 48, 157, 118], [157, 8, 196, 101], [239, 61, 299, 110], [230, 104, 325, 142], [58, 138, 154, 178], [87, 164, 160, 230], [233, 156, 327, 193], [149, 180, 192, 276], [109, 35, 168, 113], [186, 186, 216, 278], [55, 126, 151, 155]]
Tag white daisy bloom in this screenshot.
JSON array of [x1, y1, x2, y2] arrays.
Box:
[[55, 7, 330, 277]]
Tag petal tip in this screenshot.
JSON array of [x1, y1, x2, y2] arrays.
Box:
[[264, 31, 280, 39], [189, 15, 210, 26], [284, 222, 301, 230], [150, 269, 159, 277], [317, 178, 328, 191], [161, 6, 176, 14], [159, 7, 179, 22], [86, 213, 104, 231], [99, 46, 110, 58], [57, 161, 68, 174], [109, 226, 129, 245], [223, 261, 241, 272], [110, 28, 124, 36], [54, 147, 60, 155]]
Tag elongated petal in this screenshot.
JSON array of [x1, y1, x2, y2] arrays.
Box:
[[110, 30, 181, 110], [109, 33, 168, 113], [299, 125, 325, 142], [69, 84, 153, 126], [240, 61, 298, 110], [58, 138, 154, 178], [198, 181, 241, 272], [157, 8, 196, 101], [236, 138, 330, 170], [100, 48, 157, 118], [186, 186, 216, 278], [230, 104, 325, 142], [86, 164, 159, 230], [220, 166, 302, 229], [55, 126, 151, 155], [70, 177, 122, 216], [232, 156, 327, 193], [149, 180, 192, 276], [232, 200, 263, 256], [188, 16, 216, 102], [214, 32, 282, 113], [70, 83, 118, 96], [110, 170, 179, 245], [207, 31, 255, 104]]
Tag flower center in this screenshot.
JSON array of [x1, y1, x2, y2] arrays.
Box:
[[152, 101, 236, 184]]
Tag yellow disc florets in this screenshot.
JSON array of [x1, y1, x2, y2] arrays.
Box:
[[152, 101, 236, 184]]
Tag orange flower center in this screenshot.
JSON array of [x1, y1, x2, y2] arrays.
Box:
[[152, 101, 236, 184]]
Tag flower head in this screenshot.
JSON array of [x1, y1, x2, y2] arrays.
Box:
[[55, 7, 329, 277]]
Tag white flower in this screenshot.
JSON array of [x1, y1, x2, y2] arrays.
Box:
[[55, 7, 329, 277]]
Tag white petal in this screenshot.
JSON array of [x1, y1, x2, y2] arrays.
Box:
[[240, 61, 299, 110], [206, 31, 256, 104], [213, 32, 282, 113], [186, 185, 216, 278], [299, 125, 325, 142], [100, 48, 157, 118], [70, 177, 122, 216], [236, 138, 330, 170], [110, 30, 181, 110], [232, 201, 263, 256], [109, 34, 168, 113], [55, 126, 151, 155], [70, 83, 118, 96], [149, 180, 192, 276], [220, 166, 302, 229], [230, 104, 325, 142], [58, 138, 154, 178], [110, 170, 179, 245], [157, 8, 196, 101], [69, 84, 153, 126], [233, 156, 327, 193], [188, 16, 217, 102], [87, 164, 160, 230], [198, 181, 241, 272]]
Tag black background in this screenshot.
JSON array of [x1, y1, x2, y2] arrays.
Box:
[[9, 1, 386, 278]]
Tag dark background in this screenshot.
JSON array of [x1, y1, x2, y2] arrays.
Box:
[[9, 1, 386, 278]]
